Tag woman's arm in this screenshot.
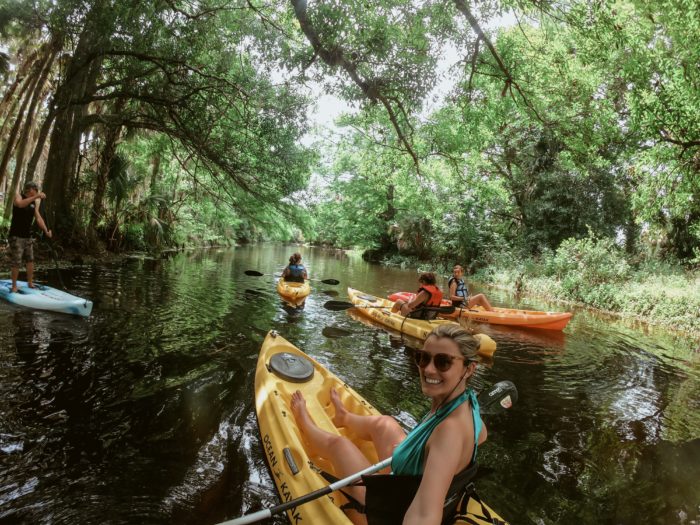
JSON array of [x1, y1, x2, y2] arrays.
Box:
[[403, 418, 471, 525], [448, 280, 459, 302], [399, 290, 429, 316]]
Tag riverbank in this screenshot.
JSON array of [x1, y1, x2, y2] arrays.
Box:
[[0, 242, 190, 277], [378, 246, 700, 341]]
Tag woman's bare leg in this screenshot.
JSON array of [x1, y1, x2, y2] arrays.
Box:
[[469, 293, 493, 311], [290, 390, 370, 524], [330, 389, 406, 461]]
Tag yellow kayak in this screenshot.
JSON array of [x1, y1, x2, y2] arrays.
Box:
[[347, 287, 497, 357], [255, 330, 509, 525], [276, 278, 311, 301]]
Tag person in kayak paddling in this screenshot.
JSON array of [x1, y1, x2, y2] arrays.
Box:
[[8, 181, 52, 293], [289, 323, 486, 525], [391, 271, 444, 320], [282, 252, 307, 283], [448, 264, 493, 311]]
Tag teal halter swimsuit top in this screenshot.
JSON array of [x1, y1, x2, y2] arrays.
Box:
[[391, 388, 481, 476]]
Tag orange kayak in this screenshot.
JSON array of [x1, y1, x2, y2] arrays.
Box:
[[388, 292, 572, 331]]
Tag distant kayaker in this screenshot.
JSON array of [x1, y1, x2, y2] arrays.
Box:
[[290, 323, 487, 525], [8, 181, 52, 293], [282, 252, 307, 283], [448, 264, 493, 311], [391, 271, 443, 320]]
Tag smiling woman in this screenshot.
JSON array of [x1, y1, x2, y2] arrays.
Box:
[[282, 323, 486, 525]]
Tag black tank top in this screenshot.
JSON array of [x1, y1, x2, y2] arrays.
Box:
[[9, 198, 36, 238]]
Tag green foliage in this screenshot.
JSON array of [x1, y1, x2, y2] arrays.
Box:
[[473, 240, 700, 334], [0, 0, 697, 270], [303, 0, 698, 271], [545, 234, 631, 286]]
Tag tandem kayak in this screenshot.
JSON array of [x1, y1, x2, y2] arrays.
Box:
[[389, 292, 572, 331], [276, 278, 311, 301], [0, 280, 93, 317], [348, 287, 496, 357], [255, 330, 509, 525]]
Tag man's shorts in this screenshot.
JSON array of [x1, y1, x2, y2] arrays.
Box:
[[9, 236, 34, 267]]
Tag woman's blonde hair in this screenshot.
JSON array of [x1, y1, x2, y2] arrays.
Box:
[[425, 323, 479, 361]]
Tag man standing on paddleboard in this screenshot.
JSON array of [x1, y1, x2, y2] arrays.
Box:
[[8, 181, 52, 293]]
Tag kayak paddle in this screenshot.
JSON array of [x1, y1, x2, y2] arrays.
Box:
[[321, 326, 354, 338], [307, 277, 340, 285], [244, 270, 339, 286], [220, 380, 517, 525], [324, 300, 456, 315]]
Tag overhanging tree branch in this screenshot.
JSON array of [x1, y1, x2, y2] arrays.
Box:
[[454, 0, 546, 124], [289, 0, 421, 174]]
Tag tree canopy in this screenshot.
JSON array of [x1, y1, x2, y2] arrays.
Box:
[[0, 0, 696, 264]]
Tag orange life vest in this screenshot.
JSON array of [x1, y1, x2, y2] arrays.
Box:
[[407, 285, 443, 320], [417, 285, 443, 307]]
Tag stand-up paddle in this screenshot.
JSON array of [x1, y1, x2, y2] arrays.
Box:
[[220, 380, 517, 525]]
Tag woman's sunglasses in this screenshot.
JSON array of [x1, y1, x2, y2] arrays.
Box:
[[413, 349, 468, 372]]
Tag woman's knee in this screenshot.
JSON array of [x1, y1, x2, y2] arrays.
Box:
[[373, 415, 404, 439], [326, 434, 362, 456]]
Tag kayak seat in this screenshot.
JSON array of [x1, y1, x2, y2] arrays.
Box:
[[363, 463, 478, 524], [268, 352, 314, 383], [325, 463, 478, 524]]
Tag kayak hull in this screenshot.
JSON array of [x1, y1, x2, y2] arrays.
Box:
[[0, 280, 93, 317], [389, 292, 572, 331], [276, 278, 311, 300], [255, 330, 508, 525], [348, 287, 496, 357]]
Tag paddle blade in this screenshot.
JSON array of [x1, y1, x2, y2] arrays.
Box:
[[323, 300, 355, 311], [320, 279, 340, 285], [322, 326, 354, 338], [244, 270, 264, 277], [477, 380, 518, 414]]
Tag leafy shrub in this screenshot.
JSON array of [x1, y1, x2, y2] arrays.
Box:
[[545, 233, 630, 297], [123, 223, 146, 251]]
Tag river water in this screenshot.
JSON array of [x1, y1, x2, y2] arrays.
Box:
[[1, 245, 698, 524]]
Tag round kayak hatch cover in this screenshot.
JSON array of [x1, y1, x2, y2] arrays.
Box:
[[269, 352, 314, 383]]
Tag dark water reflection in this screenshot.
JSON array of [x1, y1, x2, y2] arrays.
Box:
[[0, 245, 698, 524]]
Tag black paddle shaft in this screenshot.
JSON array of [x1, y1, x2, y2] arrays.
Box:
[[324, 300, 455, 314], [244, 270, 338, 285]]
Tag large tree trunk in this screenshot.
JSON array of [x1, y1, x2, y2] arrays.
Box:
[[2, 47, 57, 219], [379, 183, 397, 253], [89, 112, 124, 230], [150, 152, 161, 195], [3, 117, 38, 220], [624, 216, 638, 255], [0, 61, 43, 189], [42, 16, 107, 240], [0, 43, 36, 130], [24, 107, 56, 185]]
